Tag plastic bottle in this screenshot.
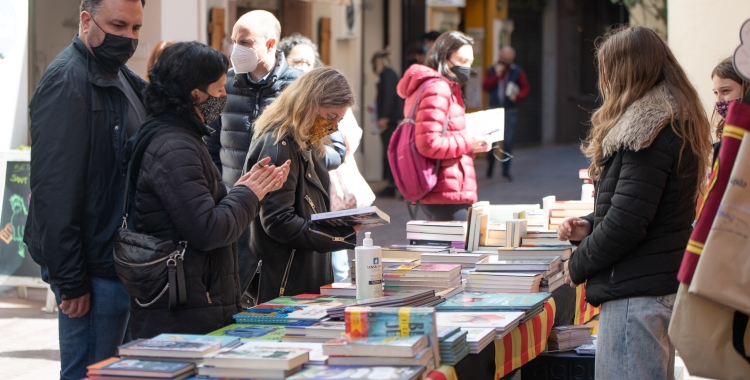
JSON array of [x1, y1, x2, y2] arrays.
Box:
[[355, 232, 384, 299]]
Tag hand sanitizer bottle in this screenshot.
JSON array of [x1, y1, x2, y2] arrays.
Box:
[[355, 232, 383, 299]]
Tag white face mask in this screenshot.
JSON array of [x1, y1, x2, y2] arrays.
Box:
[[231, 44, 259, 73]]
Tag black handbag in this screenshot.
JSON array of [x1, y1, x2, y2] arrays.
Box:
[[113, 156, 188, 309]]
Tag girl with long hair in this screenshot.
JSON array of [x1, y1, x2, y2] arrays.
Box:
[[557, 26, 712, 379], [244, 67, 362, 305], [711, 57, 750, 144]]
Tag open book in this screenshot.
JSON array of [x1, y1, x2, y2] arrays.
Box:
[[311, 206, 390, 228], [464, 108, 505, 143]]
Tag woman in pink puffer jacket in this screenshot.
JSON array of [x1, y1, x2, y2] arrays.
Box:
[[396, 31, 491, 221]]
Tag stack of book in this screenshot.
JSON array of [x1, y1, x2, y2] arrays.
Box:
[[436, 327, 469, 366], [198, 341, 310, 378], [287, 365, 426, 380], [350, 258, 418, 282], [465, 256, 561, 293], [381, 246, 456, 261], [326, 291, 438, 319], [86, 358, 195, 380], [233, 295, 358, 324], [497, 246, 573, 260], [540, 268, 566, 293], [322, 335, 435, 369], [462, 328, 495, 354], [521, 232, 571, 248], [437, 292, 551, 324], [575, 338, 596, 355], [115, 335, 235, 365], [548, 325, 594, 352], [320, 282, 358, 296], [345, 306, 441, 368], [419, 252, 487, 270], [406, 221, 468, 249], [548, 200, 594, 231], [282, 320, 345, 343], [435, 311, 525, 340], [383, 262, 462, 294], [523, 209, 550, 232]]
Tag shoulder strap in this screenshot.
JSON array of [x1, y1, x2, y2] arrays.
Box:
[[405, 78, 441, 121]]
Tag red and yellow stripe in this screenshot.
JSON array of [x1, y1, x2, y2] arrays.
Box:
[[494, 298, 556, 378], [574, 284, 601, 325]]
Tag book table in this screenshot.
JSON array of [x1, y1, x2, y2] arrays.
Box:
[[425, 285, 579, 380]]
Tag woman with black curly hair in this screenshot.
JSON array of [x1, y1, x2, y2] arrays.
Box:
[[124, 41, 290, 338]]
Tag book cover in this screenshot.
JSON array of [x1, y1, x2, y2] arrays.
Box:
[[436, 326, 461, 340], [287, 365, 425, 380], [207, 324, 285, 341], [406, 232, 466, 242], [150, 334, 239, 348], [229, 341, 328, 363], [285, 320, 346, 338], [436, 292, 550, 311], [475, 256, 561, 272], [234, 304, 329, 323], [435, 311, 525, 330], [311, 206, 390, 228], [203, 343, 310, 370], [266, 296, 357, 309], [409, 239, 466, 249], [88, 358, 194, 377], [461, 328, 496, 343], [327, 347, 434, 369], [118, 340, 220, 358], [383, 263, 461, 278], [345, 306, 439, 367]]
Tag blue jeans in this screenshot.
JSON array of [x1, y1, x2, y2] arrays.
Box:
[[43, 268, 131, 380], [596, 294, 676, 380]]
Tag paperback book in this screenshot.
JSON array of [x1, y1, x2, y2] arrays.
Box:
[[234, 304, 329, 324], [150, 334, 239, 348], [326, 347, 435, 370], [118, 339, 221, 359], [462, 328, 495, 354], [86, 358, 195, 379], [207, 324, 285, 341], [196, 364, 301, 379], [435, 311, 525, 331], [287, 365, 426, 380], [285, 320, 346, 339], [436, 292, 551, 312], [322, 335, 428, 357], [202, 343, 310, 370], [311, 206, 390, 228], [228, 341, 328, 364], [406, 220, 468, 235], [345, 306, 440, 367]]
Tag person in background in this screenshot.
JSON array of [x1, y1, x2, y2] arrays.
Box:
[[26, 0, 146, 378], [205, 11, 347, 295], [277, 33, 321, 72], [557, 26, 712, 380], [482, 46, 530, 181], [244, 67, 362, 304], [405, 42, 427, 68], [277, 34, 373, 282], [372, 48, 403, 198], [396, 31, 491, 221], [145, 40, 174, 76], [423, 31, 441, 52], [711, 57, 750, 148], [127, 42, 289, 338]]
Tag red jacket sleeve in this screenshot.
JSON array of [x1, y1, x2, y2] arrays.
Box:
[[482, 68, 500, 93], [516, 70, 530, 102]]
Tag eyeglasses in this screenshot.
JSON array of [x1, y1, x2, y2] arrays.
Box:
[[491, 143, 514, 162], [291, 58, 314, 69]]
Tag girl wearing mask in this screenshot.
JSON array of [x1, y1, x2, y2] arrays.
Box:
[[244, 67, 362, 304], [396, 31, 491, 221], [557, 26, 712, 379], [711, 57, 750, 150]]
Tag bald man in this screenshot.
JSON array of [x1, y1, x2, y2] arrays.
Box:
[[482, 46, 530, 181], [205, 11, 346, 298]]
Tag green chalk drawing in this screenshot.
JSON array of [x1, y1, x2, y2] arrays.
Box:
[[9, 194, 27, 258]]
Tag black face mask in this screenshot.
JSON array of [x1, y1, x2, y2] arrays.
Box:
[[450, 65, 471, 87], [198, 95, 227, 125], [90, 18, 138, 73]]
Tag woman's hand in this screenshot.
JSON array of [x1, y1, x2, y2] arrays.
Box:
[[471, 135, 492, 153], [352, 224, 364, 233], [557, 217, 592, 242], [235, 157, 291, 201]]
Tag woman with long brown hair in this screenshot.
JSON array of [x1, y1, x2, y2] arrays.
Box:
[[557, 26, 712, 379]]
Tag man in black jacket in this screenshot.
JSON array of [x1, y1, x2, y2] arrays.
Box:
[[25, 0, 146, 379], [372, 49, 403, 197], [206, 11, 346, 293]]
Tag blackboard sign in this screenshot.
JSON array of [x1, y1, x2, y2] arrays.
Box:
[[0, 151, 40, 281]]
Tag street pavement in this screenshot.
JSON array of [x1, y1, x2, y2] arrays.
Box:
[[0, 143, 710, 379]]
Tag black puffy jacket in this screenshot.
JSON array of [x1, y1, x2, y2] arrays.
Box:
[[26, 36, 147, 301], [129, 115, 259, 338], [245, 132, 357, 304], [205, 52, 347, 185], [569, 84, 700, 306]]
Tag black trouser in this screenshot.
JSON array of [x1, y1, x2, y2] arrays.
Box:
[[420, 203, 471, 221], [237, 229, 252, 293], [381, 122, 398, 185]]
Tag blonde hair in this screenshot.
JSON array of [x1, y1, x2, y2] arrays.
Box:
[[583, 26, 711, 196], [253, 67, 354, 156]]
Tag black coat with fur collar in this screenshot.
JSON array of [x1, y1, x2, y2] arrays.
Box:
[[569, 85, 699, 306]]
